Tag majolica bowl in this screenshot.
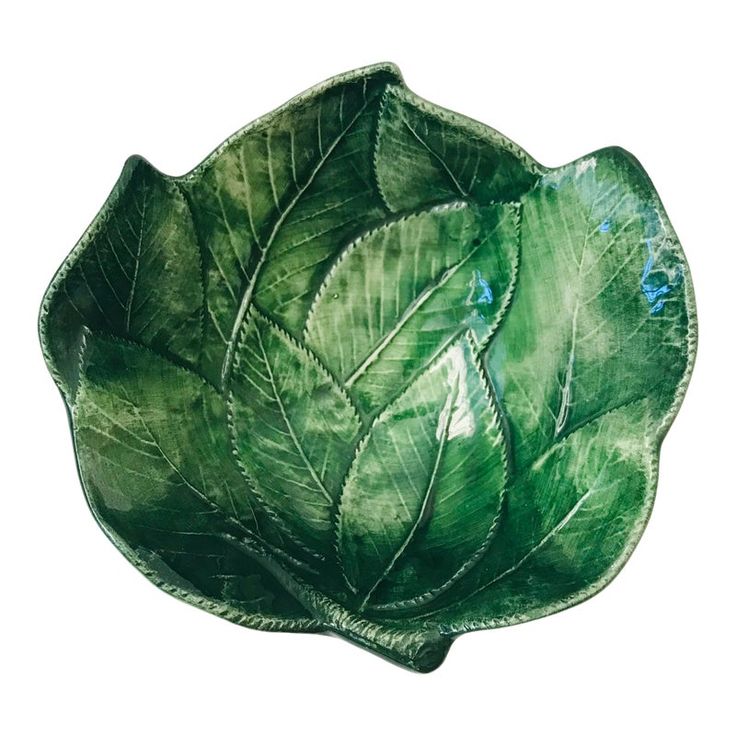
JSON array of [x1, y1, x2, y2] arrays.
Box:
[[40, 63, 696, 672]]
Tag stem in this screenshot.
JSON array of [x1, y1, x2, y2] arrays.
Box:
[[223, 532, 450, 672]]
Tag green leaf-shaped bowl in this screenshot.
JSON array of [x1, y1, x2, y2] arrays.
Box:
[[40, 63, 696, 672]]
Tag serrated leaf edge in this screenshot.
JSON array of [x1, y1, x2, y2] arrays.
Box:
[[367, 338, 509, 611], [303, 200, 521, 394], [302, 199, 470, 338], [228, 305, 363, 561], [335, 332, 509, 609], [412, 396, 655, 626]]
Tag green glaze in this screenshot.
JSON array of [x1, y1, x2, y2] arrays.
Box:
[[39, 63, 696, 672]]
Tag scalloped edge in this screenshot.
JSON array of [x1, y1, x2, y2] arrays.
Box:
[[39, 66, 697, 671], [179, 63, 404, 185], [372, 83, 545, 213]]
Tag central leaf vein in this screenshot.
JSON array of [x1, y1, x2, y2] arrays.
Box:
[[253, 322, 333, 506], [221, 90, 372, 389]]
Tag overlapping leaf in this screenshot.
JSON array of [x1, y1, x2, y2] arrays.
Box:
[[228, 307, 361, 560], [375, 85, 539, 211], [337, 337, 506, 610], [304, 201, 519, 413], [181, 64, 403, 387], [42, 158, 204, 399], [74, 332, 319, 625], [40, 63, 695, 671], [420, 400, 656, 627], [486, 150, 690, 470]]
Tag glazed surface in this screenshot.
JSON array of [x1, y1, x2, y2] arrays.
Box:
[[40, 63, 696, 671]]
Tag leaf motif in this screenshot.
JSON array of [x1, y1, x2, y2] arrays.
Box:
[[229, 307, 361, 560], [41, 157, 204, 399], [40, 65, 696, 672], [337, 337, 506, 609], [73, 333, 451, 668], [73, 332, 318, 626], [304, 201, 520, 413], [419, 400, 656, 629], [487, 148, 690, 470], [181, 63, 403, 387], [374, 84, 540, 212]]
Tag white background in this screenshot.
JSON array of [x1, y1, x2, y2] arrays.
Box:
[[2, 1, 733, 733]]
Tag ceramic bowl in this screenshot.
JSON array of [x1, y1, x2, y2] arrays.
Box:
[[40, 63, 696, 671]]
